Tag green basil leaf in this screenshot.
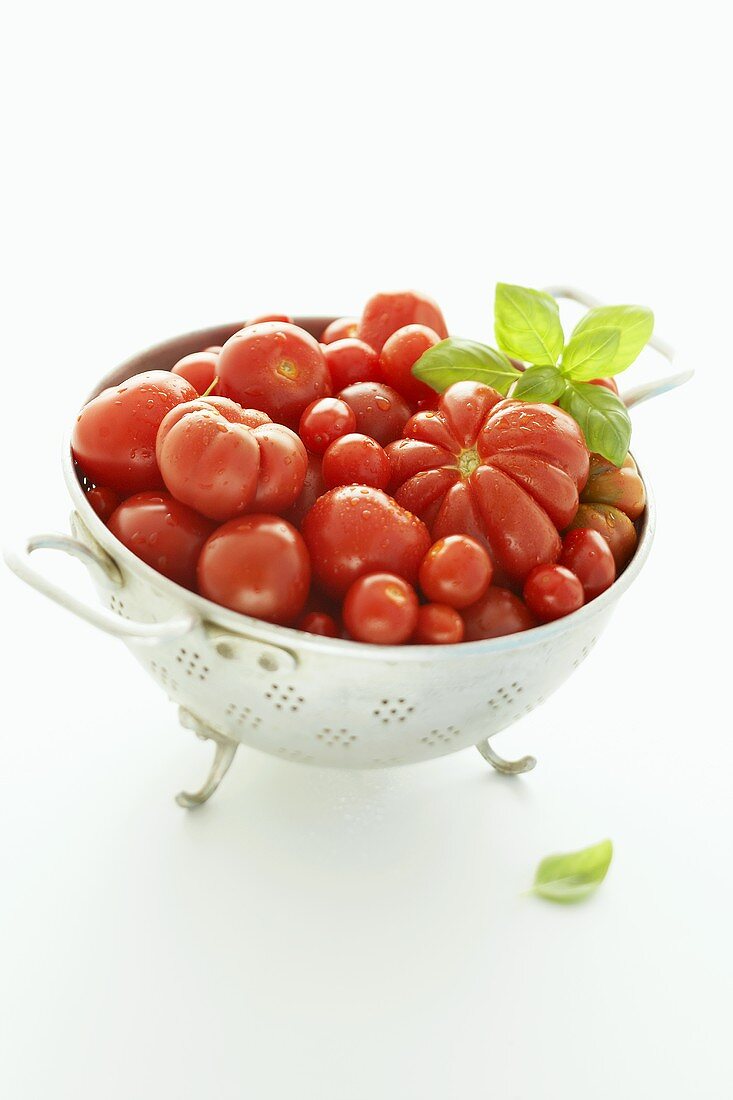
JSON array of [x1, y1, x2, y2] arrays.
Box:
[[512, 364, 566, 403], [559, 382, 631, 466], [494, 283, 564, 366], [412, 337, 521, 394], [571, 304, 654, 376], [532, 839, 613, 904], [560, 327, 621, 380]]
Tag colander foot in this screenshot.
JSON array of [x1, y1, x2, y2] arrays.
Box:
[[476, 739, 536, 775], [176, 708, 238, 808]]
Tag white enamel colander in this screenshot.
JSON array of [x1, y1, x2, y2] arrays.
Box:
[[4, 288, 690, 806]]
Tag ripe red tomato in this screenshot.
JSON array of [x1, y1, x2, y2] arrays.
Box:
[[523, 564, 584, 622], [462, 587, 537, 640], [72, 371, 197, 495], [298, 610, 340, 637], [302, 485, 431, 597], [412, 603, 465, 645], [418, 535, 493, 609], [323, 338, 382, 390], [298, 397, 357, 454], [197, 515, 310, 624], [86, 485, 120, 523], [321, 434, 391, 490], [284, 452, 326, 528], [559, 528, 616, 601], [155, 397, 269, 462], [108, 492, 215, 589], [589, 377, 619, 394], [358, 290, 448, 352], [343, 573, 419, 645], [218, 322, 331, 428], [248, 423, 308, 512], [379, 325, 440, 404], [320, 317, 358, 343], [337, 381, 412, 446], [171, 351, 219, 395], [567, 503, 637, 570]]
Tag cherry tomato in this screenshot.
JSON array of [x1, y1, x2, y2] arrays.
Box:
[[284, 452, 326, 528], [302, 485, 431, 597], [171, 351, 218, 396], [567, 503, 637, 570], [412, 603, 465, 645], [582, 452, 645, 521], [197, 515, 310, 624], [298, 397, 356, 454], [320, 317, 358, 343], [523, 564, 584, 622], [358, 290, 448, 352], [343, 573, 419, 645], [559, 528, 616, 601], [245, 313, 293, 325], [298, 610, 340, 637], [322, 434, 390, 489], [108, 491, 215, 589], [418, 535, 493, 609], [86, 485, 120, 523], [379, 325, 440, 404], [589, 377, 619, 394], [248, 423, 308, 512], [218, 322, 331, 428], [72, 371, 197, 495], [323, 339, 382, 390], [337, 381, 412, 446], [462, 588, 537, 640]]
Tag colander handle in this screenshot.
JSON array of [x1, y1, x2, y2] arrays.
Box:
[[4, 533, 198, 643]]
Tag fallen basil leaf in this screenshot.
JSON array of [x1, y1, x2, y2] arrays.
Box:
[[570, 304, 654, 376], [560, 327, 621, 381], [512, 364, 566, 403], [532, 839, 613, 903], [559, 382, 631, 466], [412, 337, 521, 394], [494, 283, 564, 367]]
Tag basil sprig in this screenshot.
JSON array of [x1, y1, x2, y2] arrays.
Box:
[[531, 839, 613, 904]]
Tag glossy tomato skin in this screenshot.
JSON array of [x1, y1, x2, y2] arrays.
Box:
[[297, 610, 340, 638], [155, 397, 269, 465], [171, 351, 219, 396], [358, 290, 448, 352], [323, 339, 382, 390], [343, 573, 419, 645], [284, 452, 326, 528], [321, 434, 390, 490], [418, 535, 493, 609], [86, 485, 120, 523], [108, 491, 215, 590], [567, 503, 637, 570], [249, 423, 308, 512], [320, 317, 358, 343], [559, 528, 616, 601], [589, 377, 619, 394], [412, 603, 465, 645], [581, 452, 645, 521], [218, 322, 331, 429], [302, 485, 431, 598], [72, 371, 197, 495], [337, 382, 412, 447], [379, 325, 440, 404], [462, 587, 537, 641], [197, 515, 310, 624], [298, 397, 356, 455], [523, 564, 584, 623]]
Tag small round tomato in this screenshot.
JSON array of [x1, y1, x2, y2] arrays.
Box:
[[108, 492, 215, 589], [284, 452, 326, 528], [337, 381, 412, 446], [302, 485, 431, 597], [171, 351, 219, 396], [523, 564, 584, 622], [245, 313, 293, 325], [323, 339, 382, 390], [298, 610, 340, 637], [249, 423, 308, 512], [320, 317, 358, 343], [358, 290, 448, 352], [321, 434, 390, 490], [567, 503, 637, 570], [589, 377, 619, 394], [218, 322, 331, 428], [559, 528, 616, 601], [86, 486, 120, 523], [379, 325, 440, 404], [197, 515, 310, 624], [343, 573, 419, 645], [418, 535, 493, 609], [72, 371, 197, 495], [412, 603, 465, 645], [463, 588, 537, 641], [298, 397, 357, 455]]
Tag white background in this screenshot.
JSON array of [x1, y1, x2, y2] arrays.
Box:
[[1, 3, 731, 1097]]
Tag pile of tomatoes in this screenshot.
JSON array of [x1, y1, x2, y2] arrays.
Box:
[[72, 290, 645, 645]]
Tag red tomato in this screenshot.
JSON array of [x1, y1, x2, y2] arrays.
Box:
[[72, 371, 197, 495], [462, 587, 537, 641], [171, 351, 219, 396], [559, 528, 616, 601], [320, 317, 359, 343], [86, 485, 120, 523], [298, 397, 357, 454], [321, 434, 391, 490], [323, 339, 382, 390], [155, 397, 269, 461], [418, 535, 493, 609], [108, 491, 215, 589], [218, 322, 331, 428], [302, 485, 431, 597], [197, 515, 310, 624], [567, 503, 637, 570], [249, 423, 308, 512], [343, 573, 419, 645], [379, 325, 441, 404], [245, 313, 293, 325], [298, 610, 340, 638], [523, 564, 584, 622], [412, 603, 465, 645], [284, 452, 326, 528], [358, 290, 448, 352], [337, 381, 412, 446], [582, 452, 646, 521], [589, 377, 619, 394]]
